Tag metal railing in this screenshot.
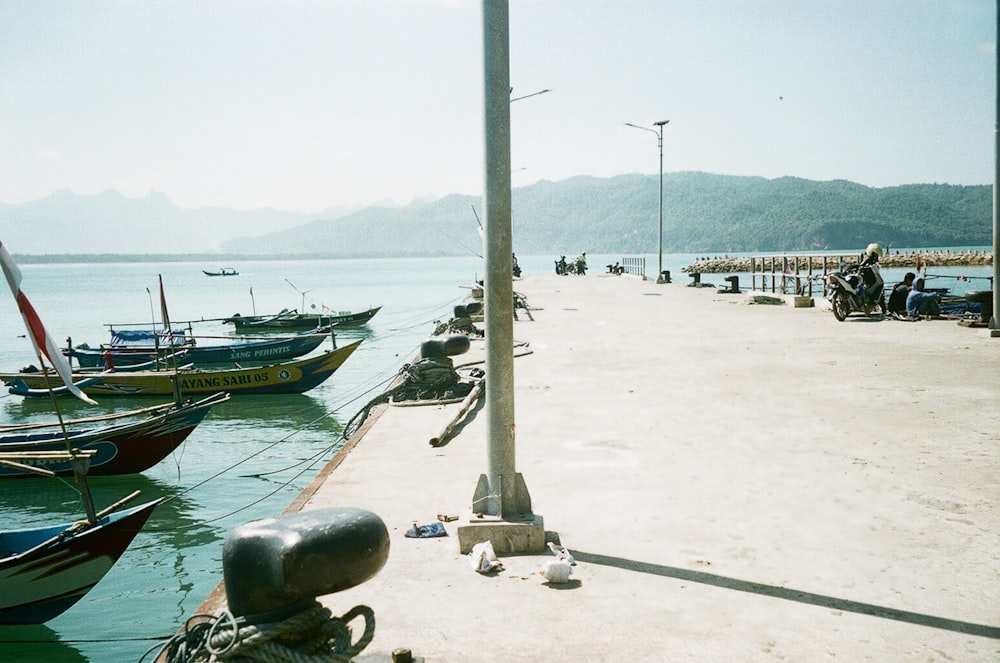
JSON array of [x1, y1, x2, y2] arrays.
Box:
[[750, 254, 858, 296], [609, 256, 646, 279]]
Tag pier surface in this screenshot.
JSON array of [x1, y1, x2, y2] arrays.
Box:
[[217, 274, 999, 661]]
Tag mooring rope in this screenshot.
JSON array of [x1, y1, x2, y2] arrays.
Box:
[[339, 357, 480, 440], [147, 602, 374, 663]]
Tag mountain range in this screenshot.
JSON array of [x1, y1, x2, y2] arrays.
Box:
[[0, 172, 990, 258]]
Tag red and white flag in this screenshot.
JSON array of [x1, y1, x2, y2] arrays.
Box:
[[158, 274, 173, 346], [0, 242, 97, 404]]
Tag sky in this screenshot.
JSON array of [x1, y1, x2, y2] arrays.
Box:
[[0, 0, 995, 213]]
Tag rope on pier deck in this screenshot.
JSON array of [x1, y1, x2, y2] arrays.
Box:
[[149, 602, 375, 663]]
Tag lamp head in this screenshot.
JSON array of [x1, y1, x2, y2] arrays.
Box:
[[653, 120, 670, 126]]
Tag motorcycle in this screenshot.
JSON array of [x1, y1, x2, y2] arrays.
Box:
[[555, 256, 569, 275], [825, 263, 886, 321]]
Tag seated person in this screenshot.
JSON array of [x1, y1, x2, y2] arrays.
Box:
[[887, 271, 916, 317], [906, 278, 941, 317]]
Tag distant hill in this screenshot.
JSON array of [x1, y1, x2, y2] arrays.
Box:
[[0, 173, 990, 257], [0, 189, 359, 255], [222, 172, 991, 256]]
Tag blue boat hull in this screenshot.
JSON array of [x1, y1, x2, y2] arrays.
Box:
[[67, 329, 332, 368]]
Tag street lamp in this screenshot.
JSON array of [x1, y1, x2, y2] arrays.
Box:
[[510, 88, 551, 103], [625, 119, 670, 281]]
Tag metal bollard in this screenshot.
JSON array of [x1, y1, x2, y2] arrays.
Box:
[[420, 334, 471, 358], [657, 270, 671, 284], [222, 507, 389, 620], [965, 290, 993, 323]]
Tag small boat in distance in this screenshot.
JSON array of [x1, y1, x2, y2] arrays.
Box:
[[224, 305, 382, 330], [203, 267, 239, 276]]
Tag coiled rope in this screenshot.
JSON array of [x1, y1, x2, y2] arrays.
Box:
[[339, 357, 480, 440], [150, 602, 374, 663]]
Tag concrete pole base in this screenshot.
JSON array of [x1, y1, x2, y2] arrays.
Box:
[[457, 512, 545, 555]]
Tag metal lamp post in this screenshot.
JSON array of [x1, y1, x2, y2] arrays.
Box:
[[457, 0, 544, 556], [510, 88, 551, 103], [625, 120, 670, 281]]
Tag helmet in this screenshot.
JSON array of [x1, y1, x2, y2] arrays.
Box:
[[865, 242, 883, 258]]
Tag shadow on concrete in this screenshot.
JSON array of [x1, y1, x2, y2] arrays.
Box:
[[572, 550, 1000, 639]]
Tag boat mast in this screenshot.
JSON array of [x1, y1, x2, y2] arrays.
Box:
[[35, 354, 98, 524]]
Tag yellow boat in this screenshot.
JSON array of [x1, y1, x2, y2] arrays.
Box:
[[2, 341, 362, 397]]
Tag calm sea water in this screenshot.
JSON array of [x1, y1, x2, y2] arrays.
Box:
[[0, 251, 992, 662]]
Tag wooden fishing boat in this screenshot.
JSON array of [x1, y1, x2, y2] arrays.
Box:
[[224, 305, 381, 330], [203, 267, 238, 276], [0, 243, 161, 623], [0, 496, 160, 624], [0, 392, 229, 477], [65, 326, 334, 368], [3, 341, 362, 397]]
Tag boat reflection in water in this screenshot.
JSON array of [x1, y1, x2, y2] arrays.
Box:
[[0, 624, 89, 663]]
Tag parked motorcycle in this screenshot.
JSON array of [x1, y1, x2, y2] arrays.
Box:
[[825, 263, 886, 321], [555, 256, 569, 275]]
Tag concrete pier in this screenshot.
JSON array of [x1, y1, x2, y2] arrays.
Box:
[[205, 273, 1000, 661]]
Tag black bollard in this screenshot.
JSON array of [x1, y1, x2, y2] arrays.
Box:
[[222, 507, 390, 620], [420, 333, 471, 358], [689, 272, 701, 287], [723, 275, 739, 293], [965, 290, 993, 323], [657, 270, 671, 284]]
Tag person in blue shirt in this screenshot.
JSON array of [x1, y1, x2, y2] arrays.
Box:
[[906, 278, 941, 317]]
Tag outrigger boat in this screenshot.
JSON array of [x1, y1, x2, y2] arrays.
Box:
[[224, 305, 381, 330], [64, 326, 334, 368], [3, 341, 362, 397], [0, 392, 229, 477], [0, 493, 160, 624]]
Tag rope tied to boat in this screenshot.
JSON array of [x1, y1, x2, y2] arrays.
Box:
[[339, 357, 480, 440], [153, 602, 375, 663]]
